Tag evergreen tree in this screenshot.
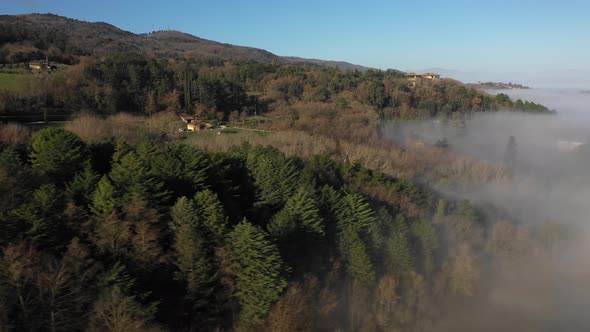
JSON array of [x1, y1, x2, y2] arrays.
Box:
[[336, 192, 376, 233], [66, 162, 100, 206], [227, 220, 287, 324], [194, 189, 228, 242], [111, 141, 132, 164], [411, 220, 438, 278], [247, 146, 300, 209], [268, 188, 325, 238], [171, 221, 219, 327], [152, 144, 210, 199], [109, 151, 167, 205], [30, 128, 85, 182], [12, 184, 66, 247], [387, 215, 413, 276], [170, 197, 199, 230], [91, 176, 118, 216], [341, 227, 375, 285]]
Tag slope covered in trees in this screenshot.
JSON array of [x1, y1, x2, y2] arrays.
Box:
[[0, 14, 368, 70], [0, 14, 550, 118], [0, 128, 567, 331]]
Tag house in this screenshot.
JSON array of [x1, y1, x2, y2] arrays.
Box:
[[405, 72, 441, 87], [179, 114, 195, 123], [29, 56, 52, 71], [187, 122, 206, 131], [186, 120, 216, 132]]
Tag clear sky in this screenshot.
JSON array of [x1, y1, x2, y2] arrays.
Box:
[[4, 0, 590, 82]]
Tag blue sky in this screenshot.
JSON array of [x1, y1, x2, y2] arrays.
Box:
[[4, 0, 590, 81]]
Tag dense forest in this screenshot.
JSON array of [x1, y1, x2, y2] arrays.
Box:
[[0, 128, 565, 331], [0, 53, 550, 118]]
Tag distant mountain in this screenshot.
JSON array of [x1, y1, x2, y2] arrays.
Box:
[[0, 13, 375, 71]]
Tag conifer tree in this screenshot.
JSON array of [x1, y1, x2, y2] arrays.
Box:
[[111, 141, 132, 164], [194, 189, 228, 241], [91, 176, 118, 216], [109, 152, 166, 205], [341, 227, 376, 285], [387, 215, 413, 277], [170, 197, 198, 230], [66, 162, 100, 206], [11, 184, 65, 247], [30, 128, 85, 182], [268, 188, 325, 238], [227, 220, 287, 324], [247, 146, 299, 209], [411, 220, 438, 278], [336, 192, 376, 233]]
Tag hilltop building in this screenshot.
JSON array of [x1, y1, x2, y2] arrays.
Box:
[[405, 72, 441, 87]]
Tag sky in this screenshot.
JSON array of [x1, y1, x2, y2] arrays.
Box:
[[4, 0, 590, 85]]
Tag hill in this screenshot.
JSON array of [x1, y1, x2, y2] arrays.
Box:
[[0, 13, 373, 70]]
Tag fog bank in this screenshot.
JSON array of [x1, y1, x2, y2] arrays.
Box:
[[381, 88, 590, 331]]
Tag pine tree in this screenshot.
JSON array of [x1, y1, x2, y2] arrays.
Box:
[[111, 141, 132, 165], [109, 152, 166, 205], [171, 221, 218, 326], [268, 188, 325, 238], [336, 192, 376, 233], [227, 220, 287, 324], [30, 128, 85, 182], [194, 189, 228, 241], [387, 215, 413, 276], [411, 220, 438, 278], [170, 197, 198, 230], [66, 162, 100, 206], [341, 227, 375, 285], [91, 176, 118, 216], [171, 195, 222, 327], [11, 184, 65, 247], [247, 146, 300, 209]]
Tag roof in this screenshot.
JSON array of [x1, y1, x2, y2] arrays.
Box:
[[179, 114, 195, 120]]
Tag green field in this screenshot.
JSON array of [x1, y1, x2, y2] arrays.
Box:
[[0, 72, 23, 91]]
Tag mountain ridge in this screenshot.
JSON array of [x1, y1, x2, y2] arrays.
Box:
[[0, 13, 375, 71]]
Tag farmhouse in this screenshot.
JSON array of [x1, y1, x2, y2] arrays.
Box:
[[28, 56, 52, 71], [187, 122, 206, 131]]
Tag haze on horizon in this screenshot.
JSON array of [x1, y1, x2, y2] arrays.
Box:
[[4, 0, 590, 86]]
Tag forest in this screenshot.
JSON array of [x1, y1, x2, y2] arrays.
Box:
[[0, 126, 566, 331], [0, 53, 551, 119], [0, 13, 568, 332]]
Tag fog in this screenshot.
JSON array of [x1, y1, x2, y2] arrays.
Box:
[[382, 87, 590, 331]]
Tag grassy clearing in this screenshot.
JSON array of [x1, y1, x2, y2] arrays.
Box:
[[0, 73, 22, 91], [182, 127, 270, 149]]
